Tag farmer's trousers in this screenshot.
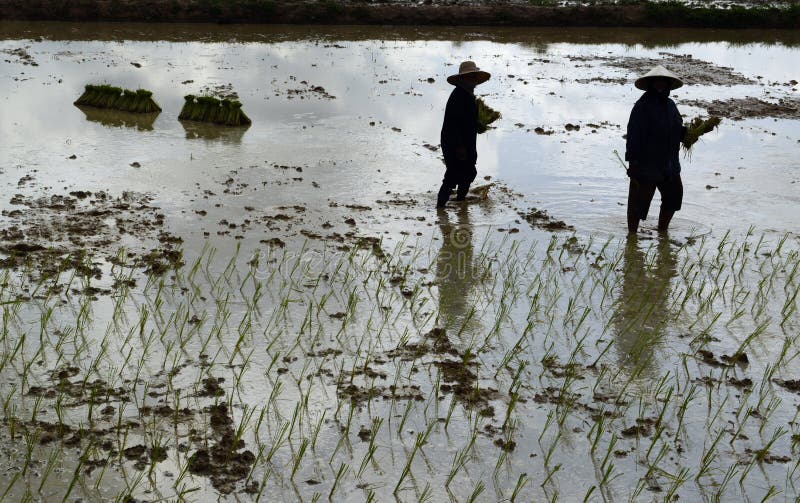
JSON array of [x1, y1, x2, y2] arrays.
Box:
[[437, 161, 477, 207], [628, 175, 683, 221]]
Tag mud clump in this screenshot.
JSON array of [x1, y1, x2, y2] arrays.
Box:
[[681, 97, 800, 121], [494, 438, 517, 452], [518, 208, 574, 232], [388, 328, 500, 408], [727, 377, 753, 389], [123, 444, 167, 470], [187, 403, 257, 495], [197, 376, 226, 397], [337, 383, 424, 404], [774, 379, 800, 393], [697, 350, 749, 368], [27, 366, 128, 407], [137, 247, 184, 276], [283, 80, 336, 100]]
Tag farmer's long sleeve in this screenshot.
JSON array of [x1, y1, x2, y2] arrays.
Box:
[[625, 101, 645, 165], [624, 91, 685, 183], [440, 86, 478, 166]]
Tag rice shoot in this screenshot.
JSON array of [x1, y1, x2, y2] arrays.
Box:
[[682, 116, 721, 150], [477, 98, 501, 134]]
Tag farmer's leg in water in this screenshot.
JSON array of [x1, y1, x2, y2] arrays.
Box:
[[455, 165, 477, 201], [655, 175, 683, 232], [437, 163, 460, 208], [626, 177, 657, 234]]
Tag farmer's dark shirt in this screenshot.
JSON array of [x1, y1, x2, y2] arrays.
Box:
[[625, 90, 687, 182], [441, 86, 478, 166]]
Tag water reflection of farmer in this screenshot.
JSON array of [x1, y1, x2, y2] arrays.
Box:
[[435, 206, 477, 329], [625, 66, 687, 235], [614, 236, 678, 374], [437, 61, 491, 209]]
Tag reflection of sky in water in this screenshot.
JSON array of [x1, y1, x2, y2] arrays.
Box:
[[1, 30, 798, 238]]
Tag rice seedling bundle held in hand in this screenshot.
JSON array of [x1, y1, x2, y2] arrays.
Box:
[[682, 116, 722, 150], [477, 98, 501, 134], [74, 84, 161, 113], [179, 95, 252, 127]]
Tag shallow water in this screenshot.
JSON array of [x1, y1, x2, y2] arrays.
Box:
[[1, 23, 799, 241], [0, 22, 799, 503]]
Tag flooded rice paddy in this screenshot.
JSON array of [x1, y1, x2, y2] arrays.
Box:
[[0, 22, 799, 502]]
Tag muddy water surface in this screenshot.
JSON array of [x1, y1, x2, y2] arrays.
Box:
[[1, 23, 798, 242], [1, 22, 799, 503]]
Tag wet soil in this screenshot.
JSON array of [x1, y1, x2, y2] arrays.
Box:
[[0, 189, 183, 283], [16, 363, 258, 494], [681, 96, 800, 120], [0, 0, 797, 28], [334, 327, 502, 410], [517, 207, 574, 232], [187, 403, 258, 494], [571, 52, 757, 86]]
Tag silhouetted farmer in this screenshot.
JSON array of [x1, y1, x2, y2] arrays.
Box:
[[437, 61, 491, 209], [625, 66, 687, 234]]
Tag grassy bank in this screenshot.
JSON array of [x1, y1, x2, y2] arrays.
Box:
[[0, 0, 798, 28]]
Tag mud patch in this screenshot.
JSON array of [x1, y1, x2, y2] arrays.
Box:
[[518, 208, 574, 232], [198, 83, 239, 100], [280, 79, 336, 100], [187, 403, 258, 494], [681, 96, 800, 120], [1, 46, 37, 66], [0, 190, 182, 281], [571, 53, 756, 87]]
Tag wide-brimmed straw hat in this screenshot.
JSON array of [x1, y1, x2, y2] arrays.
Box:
[[447, 61, 491, 86], [635, 65, 684, 91]]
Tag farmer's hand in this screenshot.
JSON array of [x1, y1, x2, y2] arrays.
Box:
[[626, 162, 641, 178]]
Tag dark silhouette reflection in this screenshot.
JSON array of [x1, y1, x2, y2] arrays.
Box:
[[180, 120, 249, 144], [435, 206, 480, 331], [77, 105, 159, 131], [613, 235, 678, 375]]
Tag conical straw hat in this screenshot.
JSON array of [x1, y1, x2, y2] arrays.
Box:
[[635, 65, 684, 91], [447, 61, 491, 86]]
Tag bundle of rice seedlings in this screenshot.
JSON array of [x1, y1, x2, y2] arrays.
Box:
[[227, 100, 251, 126], [117, 89, 137, 111], [131, 89, 161, 113], [178, 95, 251, 126], [73, 84, 161, 113], [178, 95, 196, 121], [477, 98, 501, 134], [682, 116, 721, 150], [74, 84, 98, 106]]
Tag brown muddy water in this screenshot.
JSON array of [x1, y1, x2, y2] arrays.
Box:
[[0, 22, 799, 502]]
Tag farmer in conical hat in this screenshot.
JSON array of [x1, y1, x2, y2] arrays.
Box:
[[437, 61, 491, 209], [625, 65, 688, 234]]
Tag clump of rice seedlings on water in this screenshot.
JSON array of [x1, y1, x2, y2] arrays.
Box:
[[476, 98, 501, 134], [74, 84, 162, 113], [178, 95, 252, 126], [682, 116, 722, 150]]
